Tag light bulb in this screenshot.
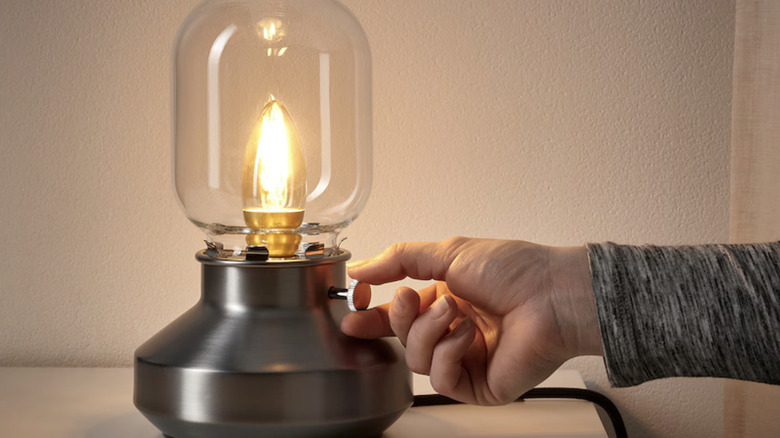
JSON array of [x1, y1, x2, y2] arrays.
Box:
[[241, 99, 306, 257]]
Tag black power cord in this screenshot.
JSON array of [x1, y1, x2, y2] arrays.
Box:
[[413, 387, 627, 438]]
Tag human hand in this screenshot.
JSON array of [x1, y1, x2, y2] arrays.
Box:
[[341, 237, 602, 405]]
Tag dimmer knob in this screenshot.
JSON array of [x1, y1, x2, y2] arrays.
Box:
[[329, 280, 371, 311]]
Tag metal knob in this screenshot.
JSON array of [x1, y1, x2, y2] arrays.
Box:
[[329, 280, 371, 311]]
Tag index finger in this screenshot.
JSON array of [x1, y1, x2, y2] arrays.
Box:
[[348, 238, 466, 285]]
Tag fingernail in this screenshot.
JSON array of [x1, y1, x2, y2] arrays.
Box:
[[453, 317, 472, 336], [430, 296, 450, 318]]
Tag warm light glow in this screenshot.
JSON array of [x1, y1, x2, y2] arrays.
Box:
[[242, 99, 306, 257], [257, 18, 284, 42], [244, 100, 303, 210], [263, 22, 276, 40], [253, 101, 290, 207]]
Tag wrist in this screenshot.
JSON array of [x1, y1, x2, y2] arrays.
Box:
[[548, 245, 603, 357]]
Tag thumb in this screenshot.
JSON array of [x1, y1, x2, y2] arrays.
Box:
[[348, 238, 465, 285]]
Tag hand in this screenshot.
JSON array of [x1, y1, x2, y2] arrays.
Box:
[[341, 237, 602, 405]]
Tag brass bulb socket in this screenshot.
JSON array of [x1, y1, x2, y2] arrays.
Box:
[[243, 208, 304, 258], [246, 232, 302, 258]]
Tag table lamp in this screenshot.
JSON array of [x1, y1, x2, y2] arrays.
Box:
[[133, 1, 412, 436]]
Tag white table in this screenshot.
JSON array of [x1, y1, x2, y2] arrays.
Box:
[[0, 368, 608, 437]]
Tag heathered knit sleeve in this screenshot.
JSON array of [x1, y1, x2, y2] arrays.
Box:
[[586, 241, 780, 387]]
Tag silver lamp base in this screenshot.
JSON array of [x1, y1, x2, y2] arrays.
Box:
[[134, 249, 412, 438]]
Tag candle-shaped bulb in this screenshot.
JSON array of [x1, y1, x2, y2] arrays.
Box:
[[241, 99, 306, 257]]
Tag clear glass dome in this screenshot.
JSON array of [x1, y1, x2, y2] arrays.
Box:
[[173, 0, 372, 258]]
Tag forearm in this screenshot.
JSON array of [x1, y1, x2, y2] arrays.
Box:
[[587, 241, 780, 387]]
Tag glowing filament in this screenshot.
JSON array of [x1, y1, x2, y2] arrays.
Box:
[[263, 22, 276, 40], [253, 102, 289, 208]]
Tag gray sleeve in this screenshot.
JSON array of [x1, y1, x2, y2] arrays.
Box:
[[586, 241, 780, 387]]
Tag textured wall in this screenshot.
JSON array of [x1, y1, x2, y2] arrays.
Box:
[[0, 1, 734, 437]]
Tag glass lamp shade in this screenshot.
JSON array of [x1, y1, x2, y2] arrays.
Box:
[[173, 0, 372, 257]]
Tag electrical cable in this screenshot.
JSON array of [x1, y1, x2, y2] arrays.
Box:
[[412, 387, 627, 438]]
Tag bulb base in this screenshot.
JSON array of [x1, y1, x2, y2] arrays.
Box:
[[243, 208, 304, 257], [246, 232, 301, 258]]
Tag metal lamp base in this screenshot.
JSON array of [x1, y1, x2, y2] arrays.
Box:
[[134, 249, 412, 438]]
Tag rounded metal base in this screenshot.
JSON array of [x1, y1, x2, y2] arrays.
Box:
[[135, 251, 412, 438]]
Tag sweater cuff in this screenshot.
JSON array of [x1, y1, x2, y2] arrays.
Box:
[[586, 241, 780, 387]]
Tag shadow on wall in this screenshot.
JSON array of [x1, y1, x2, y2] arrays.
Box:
[[594, 404, 648, 438], [585, 379, 652, 438]]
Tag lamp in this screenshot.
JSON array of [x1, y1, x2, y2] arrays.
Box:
[[133, 1, 412, 436]]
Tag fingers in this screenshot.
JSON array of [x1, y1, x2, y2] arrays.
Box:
[[340, 302, 392, 339], [405, 295, 458, 374], [340, 283, 437, 340], [388, 287, 420, 345], [348, 238, 468, 285], [429, 317, 476, 398], [342, 283, 478, 404]]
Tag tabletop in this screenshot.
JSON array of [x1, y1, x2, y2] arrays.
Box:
[[0, 367, 608, 437]]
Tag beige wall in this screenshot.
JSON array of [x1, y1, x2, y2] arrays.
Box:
[[0, 1, 734, 437]]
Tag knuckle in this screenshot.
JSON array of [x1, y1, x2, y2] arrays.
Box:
[[431, 237, 469, 279], [387, 242, 408, 259], [441, 236, 468, 251]]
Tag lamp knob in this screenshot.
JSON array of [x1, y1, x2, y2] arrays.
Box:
[[329, 280, 371, 311]]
